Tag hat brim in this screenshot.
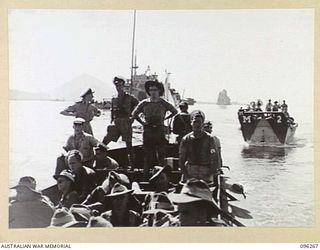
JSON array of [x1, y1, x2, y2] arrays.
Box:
[[49, 221, 87, 228], [143, 207, 178, 215], [179, 103, 188, 107], [53, 174, 74, 182], [10, 185, 41, 194], [105, 189, 134, 197], [71, 212, 91, 222], [169, 193, 220, 210], [81, 91, 94, 97], [149, 166, 171, 183], [169, 193, 203, 204], [145, 81, 165, 96], [109, 172, 130, 186]]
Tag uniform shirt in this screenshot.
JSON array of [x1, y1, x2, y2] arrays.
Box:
[[72, 166, 92, 202], [281, 103, 288, 112], [272, 104, 280, 111], [101, 210, 142, 227], [57, 190, 80, 209], [9, 194, 55, 228], [265, 103, 273, 111], [172, 112, 192, 136], [64, 132, 99, 163], [82, 186, 106, 207], [111, 93, 139, 120], [132, 98, 177, 126], [179, 131, 219, 169], [62, 101, 100, 122]]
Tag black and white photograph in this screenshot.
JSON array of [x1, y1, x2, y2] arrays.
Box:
[[8, 8, 314, 230]]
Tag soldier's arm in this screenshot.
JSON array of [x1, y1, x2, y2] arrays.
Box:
[[89, 135, 108, 149], [164, 101, 178, 120], [214, 136, 223, 168], [131, 101, 145, 125], [65, 192, 81, 209], [131, 95, 139, 109], [172, 115, 181, 135], [60, 104, 76, 116], [110, 98, 115, 123], [89, 135, 100, 147], [94, 106, 101, 117], [63, 137, 72, 152], [179, 138, 188, 179], [209, 137, 219, 173]]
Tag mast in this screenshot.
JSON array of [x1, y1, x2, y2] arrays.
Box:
[[130, 10, 137, 95], [133, 53, 138, 76]]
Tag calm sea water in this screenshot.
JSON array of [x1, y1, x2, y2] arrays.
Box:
[[9, 100, 314, 227]]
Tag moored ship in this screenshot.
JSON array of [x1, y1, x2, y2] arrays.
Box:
[[127, 64, 182, 106]]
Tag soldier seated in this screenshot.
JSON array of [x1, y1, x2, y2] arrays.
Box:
[[66, 150, 96, 202], [169, 179, 223, 226], [93, 145, 119, 170], [9, 177, 55, 228]]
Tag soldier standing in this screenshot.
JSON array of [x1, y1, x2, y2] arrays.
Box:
[[102, 76, 139, 168], [272, 101, 280, 111], [265, 99, 273, 111], [132, 80, 178, 180], [60, 88, 101, 135], [281, 100, 288, 113], [179, 110, 220, 183], [172, 101, 192, 145]]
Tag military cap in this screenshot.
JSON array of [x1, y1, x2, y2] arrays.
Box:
[[80, 88, 94, 98], [67, 149, 84, 161], [203, 120, 213, 129], [73, 117, 85, 125], [178, 101, 188, 108], [53, 169, 76, 183], [190, 110, 205, 121], [145, 80, 165, 96], [113, 76, 126, 85]]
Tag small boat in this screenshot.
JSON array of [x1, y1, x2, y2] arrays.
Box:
[[41, 10, 249, 227], [42, 140, 249, 227], [181, 97, 196, 106], [238, 109, 298, 145]]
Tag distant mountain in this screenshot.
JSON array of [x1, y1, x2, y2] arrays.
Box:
[[10, 89, 51, 101], [53, 74, 116, 101]]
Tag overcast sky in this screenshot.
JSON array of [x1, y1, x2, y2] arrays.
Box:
[[9, 9, 314, 105]]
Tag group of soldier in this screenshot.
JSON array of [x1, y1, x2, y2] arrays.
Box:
[[241, 99, 289, 114], [9, 76, 225, 228]]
